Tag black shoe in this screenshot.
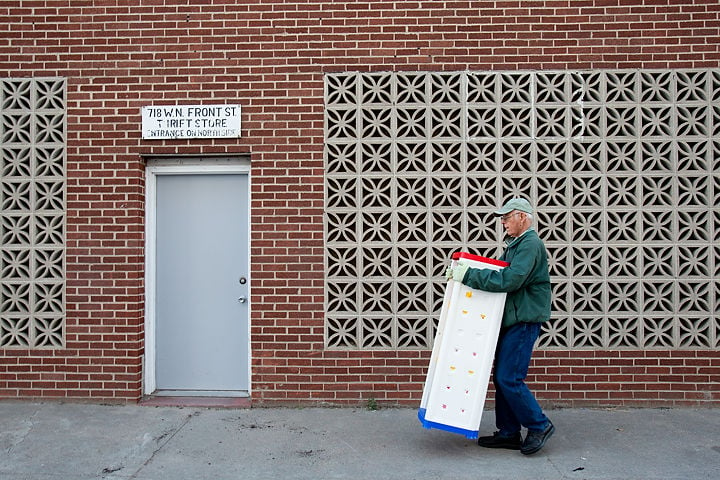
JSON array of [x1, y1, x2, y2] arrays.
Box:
[[477, 431, 522, 450], [521, 421, 555, 455]]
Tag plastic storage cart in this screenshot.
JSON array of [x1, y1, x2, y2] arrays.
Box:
[[418, 252, 509, 439]]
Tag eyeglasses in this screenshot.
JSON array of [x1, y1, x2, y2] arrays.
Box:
[[500, 212, 523, 222]]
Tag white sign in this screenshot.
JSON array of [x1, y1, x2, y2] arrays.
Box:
[[142, 104, 241, 140]]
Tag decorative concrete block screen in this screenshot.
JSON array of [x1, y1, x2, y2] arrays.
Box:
[[324, 70, 719, 350], [1, 78, 66, 348]]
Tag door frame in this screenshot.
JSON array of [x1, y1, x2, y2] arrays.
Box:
[[143, 157, 251, 396]]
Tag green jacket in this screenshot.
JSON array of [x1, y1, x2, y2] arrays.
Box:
[[461, 229, 551, 329]]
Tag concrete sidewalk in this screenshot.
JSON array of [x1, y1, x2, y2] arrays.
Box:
[[1, 402, 718, 480]]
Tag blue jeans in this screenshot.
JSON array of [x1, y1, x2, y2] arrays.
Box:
[[493, 322, 549, 435]]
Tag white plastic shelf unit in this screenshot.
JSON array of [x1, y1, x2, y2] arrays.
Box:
[[418, 252, 509, 439]]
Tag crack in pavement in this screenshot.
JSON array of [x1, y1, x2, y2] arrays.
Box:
[[124, 411, 198, 480], [2, 407, 40, 455]]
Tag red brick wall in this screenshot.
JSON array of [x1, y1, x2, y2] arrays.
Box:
[[1, 1, 718, 406]]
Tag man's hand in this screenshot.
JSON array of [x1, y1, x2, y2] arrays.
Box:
[[445, 263, 469, 282]]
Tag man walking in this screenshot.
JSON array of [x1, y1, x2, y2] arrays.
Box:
[[445, 197, 554, 455]]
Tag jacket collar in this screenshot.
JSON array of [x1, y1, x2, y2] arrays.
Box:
[[505, 227, 535, 248]]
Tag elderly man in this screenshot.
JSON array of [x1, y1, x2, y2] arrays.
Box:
[[445, 197, 554, 455]]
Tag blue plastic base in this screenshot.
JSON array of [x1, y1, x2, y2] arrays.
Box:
[[417, 408, 479, 440]]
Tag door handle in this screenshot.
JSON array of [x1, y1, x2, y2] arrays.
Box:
[[238, 296, 247, 303]]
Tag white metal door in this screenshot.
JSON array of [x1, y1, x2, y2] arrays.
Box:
[[149, 169, 249, 396]]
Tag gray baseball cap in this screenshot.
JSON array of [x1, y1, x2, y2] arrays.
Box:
[[494, 197, 533, 215]]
